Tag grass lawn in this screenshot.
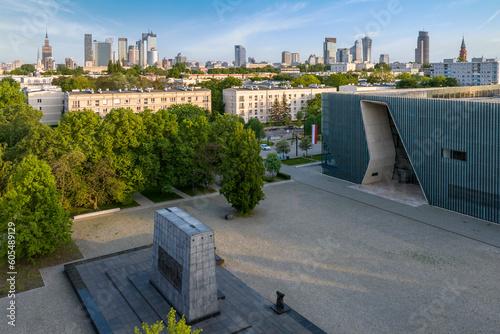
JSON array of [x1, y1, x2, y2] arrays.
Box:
[[175, 184, 217, 197], [307, 154, 322, 161], [141, 187, 183, 203], [281, 157, 314, 166], [264, 174, 290, 182], [0, 239, 83, 298], [69, 200, 141, 216], [257, 140, 274, 146]]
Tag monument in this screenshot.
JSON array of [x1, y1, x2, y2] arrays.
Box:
[[151, 207, 220, 324]]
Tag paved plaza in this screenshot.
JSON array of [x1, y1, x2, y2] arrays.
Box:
[[1, 164, 500, 333]]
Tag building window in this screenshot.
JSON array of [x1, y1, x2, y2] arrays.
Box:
[[39, 107, 42, 111], [37, 99, 42, 103], [102, 100, 107, 105], [144, 98, 148, 104], [239, 96, 244, 101], [95, 100, 100, 106], [137, 107, 141, 111], [125, 99, 130, 104], [87, 100, 92, 106], [170, 97, 176, 102], [181, 97, 185, 102], [137, 99, 141, 103], [442, 148, 467, 161], [72, 101, 80, 108], [114, 99, 120, 104], [188, 97, 192, 103], [151, 98, 155, 103]]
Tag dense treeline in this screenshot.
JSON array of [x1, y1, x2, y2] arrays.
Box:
[[0, 78, 264, 261]]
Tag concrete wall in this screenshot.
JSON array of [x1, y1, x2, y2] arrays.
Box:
[[360, 101, 395, 184]]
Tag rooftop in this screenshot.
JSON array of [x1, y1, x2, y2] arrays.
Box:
[[66, 87, 210, 95], [226, 84, 335, 91]]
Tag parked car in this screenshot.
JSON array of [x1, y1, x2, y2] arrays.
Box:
[[284, 125, 297, 130], [260, 144, 271, 150]]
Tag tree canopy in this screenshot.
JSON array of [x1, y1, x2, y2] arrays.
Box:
[[219, 124, 265, 214], [0, 78, 26, 108]]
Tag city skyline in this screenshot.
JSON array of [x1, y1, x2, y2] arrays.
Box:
[[0, 0, 499, 65]]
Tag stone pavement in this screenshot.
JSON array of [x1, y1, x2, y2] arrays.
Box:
[[1, 164, 500, 333]]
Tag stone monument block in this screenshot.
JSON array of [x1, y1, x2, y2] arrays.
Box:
[[151, 207, 219, 323]]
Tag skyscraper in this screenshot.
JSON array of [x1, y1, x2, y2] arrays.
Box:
[[128, 45, 139, 65], [362, 36, 372, 63], [235, 45, 246, 67], [147, 48, 159, 66], [292, 53, 300, 65], [350, 40, 362, 63], [118, 38, 128, 65], [459, 36, 467, 62], [42, 29, 52, 63], [414, 31, 430, 64], [93, 41, 112, 67], [379, 54, 390, 64], [323, 38, 336, 64], [84, 34, 93, 66], [282, 51, 292, 65], [137, 32, 157, 67]]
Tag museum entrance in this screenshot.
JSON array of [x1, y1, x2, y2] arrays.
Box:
[[357, 100, 427, 206]]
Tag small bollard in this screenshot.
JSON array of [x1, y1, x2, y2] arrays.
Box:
[[270, 290, 291, 314]]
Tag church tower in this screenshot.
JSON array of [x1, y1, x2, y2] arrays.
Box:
[[459, 35, 467, 62]]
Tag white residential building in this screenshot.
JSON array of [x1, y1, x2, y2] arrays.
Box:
[[431, 57, 499, 86], [329, 63, 357, 73], [24, 86, 65, 125], [223, 84, 337, 123]]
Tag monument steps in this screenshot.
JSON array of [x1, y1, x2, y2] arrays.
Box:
[[106, 268, 160, 326]]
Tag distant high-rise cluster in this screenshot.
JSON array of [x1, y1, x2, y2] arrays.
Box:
[[234, 45, 246, 67], [84, 34, 93, 66], [415, 31, 430, 63]]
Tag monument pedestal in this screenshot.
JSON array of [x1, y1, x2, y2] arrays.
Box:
[[151, 207, 219, 324]]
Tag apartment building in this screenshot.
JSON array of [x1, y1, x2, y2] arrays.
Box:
[[24, 86, 65, 125], [431, 57, 499, 86], [223, 84, 337, 123], [64, 87, 211, 115]]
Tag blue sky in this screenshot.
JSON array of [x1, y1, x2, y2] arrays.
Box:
[[1, 0, 499, 65]]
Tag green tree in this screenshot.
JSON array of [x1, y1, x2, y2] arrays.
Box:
[[134, 308, 202, 334], [99, 108, 146, 200], [302, 93, 322, 118], [291, 74, 321, 87], [195, 142, 224, 188], [299, 136, 313, 156], [264, 152, 281, 176], [422, 62, 431, 68], [374, 62, 392, 71], [0, 144, 12, 197], [219, 124, 265, 215], [295, 109, 304, 128], [84, 157, 126, 210], [396, 72, 418, 89], [275, 139, 291, 157], [270, 93, 290, 124], [0, 104, 44, 153], [304, 115, 321, 136], [0, 155, 72, 263], [20, 64, 36, 73], [246, 118, 265, 139], [0, 78, 26, 107], [51, 151, 88, 209]]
